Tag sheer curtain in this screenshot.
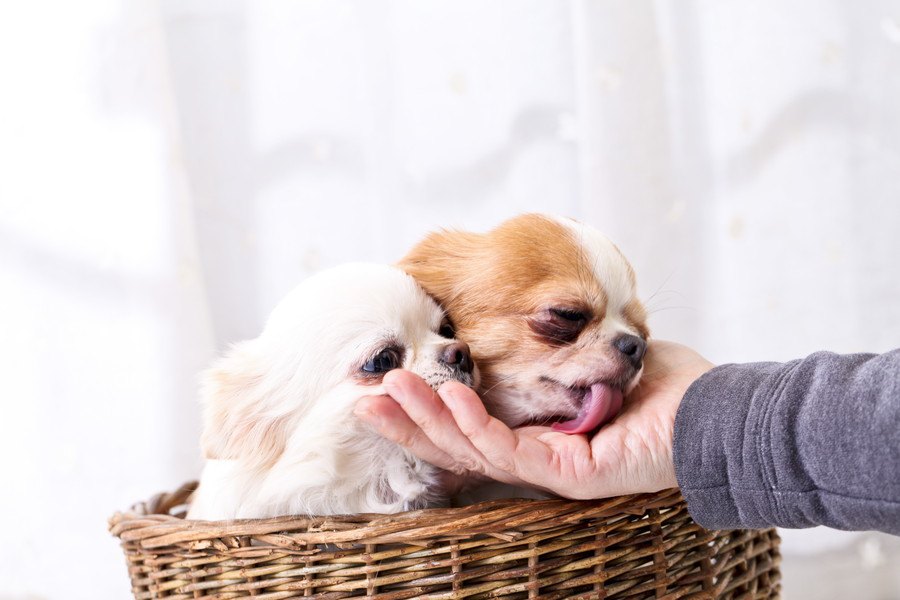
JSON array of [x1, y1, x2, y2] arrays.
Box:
[[2, 1, 898, 597]]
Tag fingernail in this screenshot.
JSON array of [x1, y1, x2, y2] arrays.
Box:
[[382, 378, 405, 403]]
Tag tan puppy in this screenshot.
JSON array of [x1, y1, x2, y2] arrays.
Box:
[[399, 214, 648, 434]]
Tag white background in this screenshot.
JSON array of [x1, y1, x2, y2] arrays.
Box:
[[1, 1, 899, 598]]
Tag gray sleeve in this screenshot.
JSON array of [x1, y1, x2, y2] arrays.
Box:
[[673, 349, 900, 534]]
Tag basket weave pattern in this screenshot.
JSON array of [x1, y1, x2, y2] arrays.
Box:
[[109, 483, 780, 599]]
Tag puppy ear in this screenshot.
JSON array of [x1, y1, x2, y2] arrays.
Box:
[[398, 229, 484, 308], [199, 341, 291, 468]]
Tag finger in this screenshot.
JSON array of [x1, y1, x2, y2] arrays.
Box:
[[382, 371, 489, 469], [383, 371, 519, 483], [354, 395, 460, 472], [438, 381, 559, 486]]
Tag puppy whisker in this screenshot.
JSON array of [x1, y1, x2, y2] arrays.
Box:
[[645, 305, 697, 315], [644, 269, 679, 305], [478, 371, 521, 397]]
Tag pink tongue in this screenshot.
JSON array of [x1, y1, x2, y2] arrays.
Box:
[[551, 383, 623, 434]]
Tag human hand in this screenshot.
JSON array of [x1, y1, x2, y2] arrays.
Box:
[[354, 340, 714, 499]]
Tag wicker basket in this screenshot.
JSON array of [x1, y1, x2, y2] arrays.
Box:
[[109, 482, 781, 599]]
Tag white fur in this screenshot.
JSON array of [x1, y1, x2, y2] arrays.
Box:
[[188, 263, 477, 520], [553, 216, 638, 328], [557, 217, 645, 393]]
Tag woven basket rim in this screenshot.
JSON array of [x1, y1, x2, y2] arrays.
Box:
[[109, 481, 686, 549], [110, 482, 782, 599]]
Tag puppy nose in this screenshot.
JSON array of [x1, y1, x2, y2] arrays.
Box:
[[613, 334, 647, 368], [440, 342, 473, 374]]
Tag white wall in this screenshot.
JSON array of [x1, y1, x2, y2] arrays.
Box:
[[1, 1, 898, 598]]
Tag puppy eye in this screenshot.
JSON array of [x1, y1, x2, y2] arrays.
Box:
[[550, 308, 587, 322], [529, 307, 591, 344], [438, 318, 455, 339], [362, 348, 401, 374]]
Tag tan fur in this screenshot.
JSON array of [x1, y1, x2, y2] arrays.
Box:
[[399, 214, 649, 427], [623, 299, 650, 339]]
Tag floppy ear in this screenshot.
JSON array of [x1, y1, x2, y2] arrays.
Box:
[[398, 229, 485, 309], [199, 340, 292, 469]]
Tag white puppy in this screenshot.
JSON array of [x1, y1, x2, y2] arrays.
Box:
[[188, 263, 478, 520]]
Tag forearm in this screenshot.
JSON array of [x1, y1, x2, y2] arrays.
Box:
[[674, 349, 900, 534]]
